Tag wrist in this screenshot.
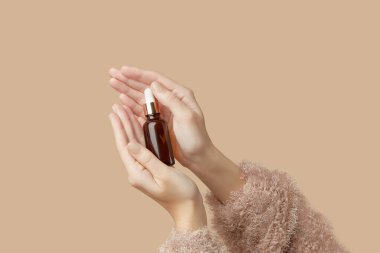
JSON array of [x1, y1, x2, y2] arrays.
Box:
[[189, 143, 234, 176], [187, 142, 219, 172], [189, 144, 245, 203], [173, 198, 207, 232]]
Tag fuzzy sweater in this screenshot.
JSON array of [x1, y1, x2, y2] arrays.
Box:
[[158, 160, 349, 253]]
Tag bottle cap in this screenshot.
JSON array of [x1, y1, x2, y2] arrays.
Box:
[[143, 88, 159, 115]]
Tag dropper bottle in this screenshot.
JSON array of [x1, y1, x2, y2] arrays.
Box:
[[143, 88, 175, 166]]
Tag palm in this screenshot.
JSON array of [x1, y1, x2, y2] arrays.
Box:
[[109, 66, 208, 167], [109, 103, 199, 203]]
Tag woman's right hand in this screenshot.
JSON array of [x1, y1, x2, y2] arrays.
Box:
[[108, 104, 207, 231], [108, 66, 244, 203]]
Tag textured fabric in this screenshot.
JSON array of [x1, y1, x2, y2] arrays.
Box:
[[158, 226, 225, 253], [206, 160, 299, 253], [159, 160, 349, 253]]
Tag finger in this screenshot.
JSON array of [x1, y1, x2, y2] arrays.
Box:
[[108, 112, 128, 152], [112, 104, 137, 143], [119, 93, 145, 117], [152, 78, 202, 115], [150, 81, 191, 117], [124, 106, 145, 145], [120, 65, 183, 91], [127, 142, 168, 179], [120, 65, 159, 85], [109, 78, 145, 105], [120, 66, 199, 110], [108, 110, 160, 195], [108, 112, 139, 175], [156, 75, 182, 91], [109, 112, 159, 192], [124, 159, 160, 195], [119, 66, 203, 116], [109, 68, 148, 93], [122, 104, 145, 127], [109, 68, 129, 82], [109, 77, 128, 93], [135, 115, 145, 127], [159, 105, 172, 124], [128, 79, 149, 93]]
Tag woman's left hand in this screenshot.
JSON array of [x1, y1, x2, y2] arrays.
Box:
[[108, 104, 207, 231]]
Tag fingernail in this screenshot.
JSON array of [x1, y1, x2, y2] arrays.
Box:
[[127, 142, 140, 155], [109, 68, 118, 76], [151, 81, 163, 92]]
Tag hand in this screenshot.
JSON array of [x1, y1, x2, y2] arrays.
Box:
[[108, 66, 213, 171], [108, 104, 207, 231], [108, 66, 244, 203]]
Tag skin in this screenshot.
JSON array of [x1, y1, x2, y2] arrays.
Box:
[[108, 65, 244, 230], [108, 105, 206, 231]]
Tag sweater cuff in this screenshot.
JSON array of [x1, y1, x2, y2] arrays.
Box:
[[158, 226, 223, 253], [205, 160, 299, 252]]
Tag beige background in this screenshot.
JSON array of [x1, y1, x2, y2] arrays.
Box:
[[0, 1, 379, 252]]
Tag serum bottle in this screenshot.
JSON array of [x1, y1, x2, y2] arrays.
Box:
[[143, 88, 175, 166]]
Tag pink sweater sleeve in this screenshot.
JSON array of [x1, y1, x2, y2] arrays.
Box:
[[205, 160, 350, 253], [158, 226, 226, 253]]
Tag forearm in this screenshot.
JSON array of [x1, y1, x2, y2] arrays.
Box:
[[165, 197, 207, 232], [159, 192, 224, 253], [189, 144, 245, 203]]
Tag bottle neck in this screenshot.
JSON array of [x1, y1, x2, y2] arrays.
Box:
[[144, 101, 159, 115], [145, 113, 161, 120]]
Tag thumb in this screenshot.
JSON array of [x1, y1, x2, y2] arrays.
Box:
[[151, 81, 190, 117], [127, 142, 168, 179]]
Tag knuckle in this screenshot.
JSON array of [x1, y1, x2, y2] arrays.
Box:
[[164, 90, 177, 101], [128, 176, 140, 188], [184, 87, 194, 96], [140, 151, 153, 165], [182, 110, 197, 120]]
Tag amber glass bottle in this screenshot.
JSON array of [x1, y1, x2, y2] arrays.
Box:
[[143, 88, 175, 166]]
